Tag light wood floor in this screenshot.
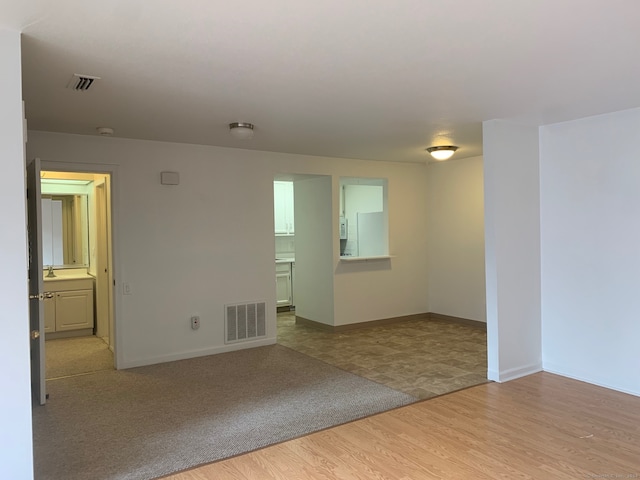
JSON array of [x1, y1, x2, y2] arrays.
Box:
[[162, 372, 640, 480]]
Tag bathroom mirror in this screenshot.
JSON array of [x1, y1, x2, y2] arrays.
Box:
[[41, 194, 90, 268]]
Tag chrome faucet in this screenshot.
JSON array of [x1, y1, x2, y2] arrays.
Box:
[[46, 265, 56, 278]]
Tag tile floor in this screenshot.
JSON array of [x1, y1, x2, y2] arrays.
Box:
[[277, 312, 488, 399]]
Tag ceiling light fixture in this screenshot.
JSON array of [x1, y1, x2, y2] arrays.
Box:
[[229, 122, 254, 140], [426, 145, 458, 161], [96, 127, 114, 136]]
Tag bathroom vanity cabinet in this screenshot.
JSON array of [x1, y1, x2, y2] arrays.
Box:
[[43, 276, 95, 337]]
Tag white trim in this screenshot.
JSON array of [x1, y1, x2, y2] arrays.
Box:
[[543, 363, 640, 398], [120, 337, 277, 369], [339, 255, 393, 262], [39, 160, 122, 369], [488, 362, 542, 383]]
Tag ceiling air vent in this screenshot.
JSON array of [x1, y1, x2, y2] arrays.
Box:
[[67, 74, 101, 91]]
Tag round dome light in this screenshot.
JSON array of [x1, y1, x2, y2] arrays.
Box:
[[426, 145, 458, 161], [229, 122, 255, 140]]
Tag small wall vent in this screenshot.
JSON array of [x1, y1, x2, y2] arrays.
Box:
[[67, 74, 101, 91], [225, 301, 266, 344]]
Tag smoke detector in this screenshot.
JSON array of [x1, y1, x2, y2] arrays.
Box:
[[67, 74, 101, 91], [96, 127, 114, 136]]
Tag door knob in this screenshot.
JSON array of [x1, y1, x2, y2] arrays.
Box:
[[28, 292, 54, 300], [31, 330, 40, 340]]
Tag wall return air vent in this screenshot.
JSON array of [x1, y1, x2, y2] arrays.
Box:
[[67, 73, 101, 91], [225, 301, 266, 344]]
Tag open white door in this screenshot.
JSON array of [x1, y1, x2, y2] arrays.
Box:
[[95, 183, 110, 341], [27, 157, 47, 405]]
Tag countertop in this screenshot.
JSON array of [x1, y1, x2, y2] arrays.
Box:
[[43, 270, 94, 282], [275, 257, 295, 264]]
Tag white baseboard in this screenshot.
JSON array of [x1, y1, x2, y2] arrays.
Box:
[[488, 362, 542, 383], [119, 337, 277, 369], [543, 362, 640, 398]]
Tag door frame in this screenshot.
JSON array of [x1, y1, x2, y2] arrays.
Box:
[[40, 160, 122, 369], [94, 182, 112, 347]]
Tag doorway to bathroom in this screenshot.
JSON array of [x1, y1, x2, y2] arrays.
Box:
[[40, 168, 115, 380]]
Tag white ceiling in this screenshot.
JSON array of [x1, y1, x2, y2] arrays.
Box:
[[4, 0, 640, 163]]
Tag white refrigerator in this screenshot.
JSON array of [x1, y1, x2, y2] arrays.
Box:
[[356, 211, 386, 256]]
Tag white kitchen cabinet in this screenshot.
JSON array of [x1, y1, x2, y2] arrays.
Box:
[[274, 181, 294, 235], [276, 261, 292, 307], [43, 276, 95, 336]]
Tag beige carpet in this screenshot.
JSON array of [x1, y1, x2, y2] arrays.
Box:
[[33, 344, 415, 480], [46, 336, 114, 379]]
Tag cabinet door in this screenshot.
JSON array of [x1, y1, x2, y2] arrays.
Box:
[[276, 273, 292, 306], [274, 182, 289, 234], [283, 181, 294, 234], [55, 289, 94, 331], [274, 181, 294, 234], [290, 262, 295, 307], [43, 295, 56, 333]]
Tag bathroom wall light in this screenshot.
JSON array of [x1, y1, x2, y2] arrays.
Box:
[[229, 122, 254, 140], [426, 145, 458, 161]]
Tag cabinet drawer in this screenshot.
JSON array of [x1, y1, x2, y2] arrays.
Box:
[[276, 262, 292, 273], [44, 278, 94, 293]]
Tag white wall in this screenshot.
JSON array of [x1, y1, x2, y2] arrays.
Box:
[[27, 131, 431, 364], [540, 108, 640, 396], [333, 169, 429, 325], [294, 176, 335, 325], [427, 156, 486, 322], [483, 120, 542, 382], [0, 29, 34, 480]]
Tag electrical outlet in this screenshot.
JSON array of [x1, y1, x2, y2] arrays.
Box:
[[191, 315, 200, 330]]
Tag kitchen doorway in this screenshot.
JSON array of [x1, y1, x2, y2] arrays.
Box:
[[274, 179, 296, 312], [273, 174, 334, 330]]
